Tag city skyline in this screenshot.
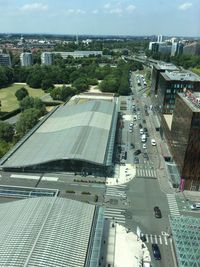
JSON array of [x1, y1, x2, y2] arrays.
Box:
[[0, 0, 199, 37]]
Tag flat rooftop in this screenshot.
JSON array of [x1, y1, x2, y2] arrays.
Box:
[[178, 92, 200, 112], [162, 70, 200, 82], [155, 62, 178, 71]]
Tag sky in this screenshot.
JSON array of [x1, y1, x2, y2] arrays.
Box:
[[0, 0, 199, 36]]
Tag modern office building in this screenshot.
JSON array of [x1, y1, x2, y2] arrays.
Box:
[[171, 42, 184, 56], [151, 62, 179, 95], [183, 42, 200, 56], [170, 91, 200, 191], [41, 52, 53, 65], [157, 35, 163, 43], [20, 52, 33, 66], [158, 43, 172, 54], [0, 53, 11, 66], [52, 50, 103, 59], [0, 196, 104, 266], [0, 99, 118, 176], [157, 70, 200, 114]]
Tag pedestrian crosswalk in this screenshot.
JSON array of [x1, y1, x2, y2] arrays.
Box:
[[142, 234, 171, 246], [105, 184, 127, 198], [167, 194, 180, 216], [104, 208, 126, 224], [136, 167, 157, 178]]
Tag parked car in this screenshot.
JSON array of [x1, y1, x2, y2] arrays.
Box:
[[134, 157, 139, 164], [154, 206, 162, 218], [144, 153, 149, 160], [130, 143, 135, 149], [190, 203, 200, 210], [143, 119, 146, 124], [144, 127, 148, 133], [152, 244, 161, 260], [139, 123, 143, 129], [143, 143, 147, 149], [151, 139, 156, 146], [134, 149, 141, 155]]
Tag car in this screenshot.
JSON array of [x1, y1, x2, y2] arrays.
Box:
[[154, 206, 162, 218], [145, 111, 149, 116], [143, 127, 148, 133], [129, 129, 133, 133], [138, 116, 141, 120], [134, 157, 139, 164], [134, 149, 141, 155], [144, 153, 149, 160], [139, 123, 143, 129], [143, 119, 146, 124], [143, 143, 147, 149], [151, 139, 156, 146], [152, 244, 161, 260], [129, 122, 134, 127], [190, 203, 200, 210], [130, 143, 135, 149]]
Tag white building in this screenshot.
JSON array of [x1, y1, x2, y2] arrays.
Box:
[[20, 52, 33, 67], [157, 35, 163, 43], [41, 52, 53, 65]]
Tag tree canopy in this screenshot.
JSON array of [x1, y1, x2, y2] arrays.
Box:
[[15, 87, 29, 101], [0, 121, 14, 142]]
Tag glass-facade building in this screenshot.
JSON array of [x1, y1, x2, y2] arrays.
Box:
[[171, 92, 200, 191]]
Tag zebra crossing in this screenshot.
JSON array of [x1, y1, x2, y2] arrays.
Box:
[[104, 208, 126, 224], [167, 194, 180, 216], [105, 184, 127, 198], [143, 234, 171, 246], [136, 167, 157, 178]]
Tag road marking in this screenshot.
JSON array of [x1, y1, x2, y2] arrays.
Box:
[[150, 234, 153, 243], [158, 235, 162, 245], [10, 174, 40, 180], [145, 235, 149, 243], [167, 194, 180, 216], [42, 176, 58, 181], [154, 235, 158, 244], [164, 236, 168, 245]]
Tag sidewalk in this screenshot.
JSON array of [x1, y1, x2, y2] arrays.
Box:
[[105, 223, 151, 267], [106, 163, 136, 185]]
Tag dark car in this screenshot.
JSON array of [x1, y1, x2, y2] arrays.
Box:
[[143, 119, 146, 124], [139, 123, 143, 129], [154, 206, 162, 218], [131, 143, 135, 149], [134, 157, 139, 164], [134, 149, 141, 156], [152, 244, 161, 260], [145, 111, 149, 116], [144, 153, 149, 160], [143, 127, 148, 133]]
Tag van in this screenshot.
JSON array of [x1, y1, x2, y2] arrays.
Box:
[[141, 134, 146, 142], [190, 203, 200, 210], [140, 129, 144, 134]]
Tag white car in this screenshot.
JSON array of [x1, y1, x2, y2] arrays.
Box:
[[151, 139, 156, 146], [143, 143, 147, 149], [190, 203, 200, 210]]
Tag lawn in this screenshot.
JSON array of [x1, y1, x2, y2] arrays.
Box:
[[0, 84, 46, 112]]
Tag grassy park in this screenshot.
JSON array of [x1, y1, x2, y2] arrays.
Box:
[[0, 83, 46, 112]]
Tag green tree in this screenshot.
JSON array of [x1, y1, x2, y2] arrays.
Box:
[[0, 121, 14, 142], [41, 79, 54, 91], [20, 96, 34, 111], [72, 78, 89, 92], [15, 87, 29, 101], [16, 108, 40, 137], [0, 140, 12, 157]]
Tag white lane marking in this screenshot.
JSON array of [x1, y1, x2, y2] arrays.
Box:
[[154, 235, 158, 244], [10, 174, 40, 179], [145, 235, 149, 243], [158, 235, 162, 245], [42, 177, 58, 181], [150, 235, 153, 243], [164, 236, 168, 245]]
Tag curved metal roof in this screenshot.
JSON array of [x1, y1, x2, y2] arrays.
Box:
[[0, 197, 99, 267], [1, 100, 116, 168]]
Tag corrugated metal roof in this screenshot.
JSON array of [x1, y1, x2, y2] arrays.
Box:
[[2, 100, 115, 168], [0, 197, 97, 267]]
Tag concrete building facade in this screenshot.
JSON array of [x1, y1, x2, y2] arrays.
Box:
[[0, 53, 11, 66], [20, 52, 33, 66], [41, 52, 53, 65]]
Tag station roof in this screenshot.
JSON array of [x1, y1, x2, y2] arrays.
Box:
[[0, 197, 101, 267], [1, 100, 116, 168], [161, 70, 200, 82]]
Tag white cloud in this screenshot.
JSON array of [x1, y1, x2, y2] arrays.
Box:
[[126, 4, 136, 13], [20, 2, 48, 11], [92, 9, 99, 14], [178, 2, 192, 10], [104, 3, 111, 9], [110, 7, 123, 15], [65, 9, 86, 15]]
